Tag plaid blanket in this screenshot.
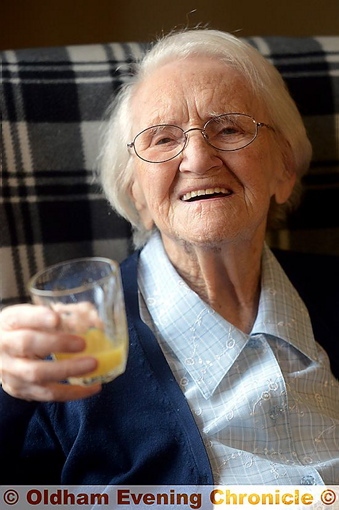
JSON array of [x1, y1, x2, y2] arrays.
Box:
[[1, 37, 339, 307]]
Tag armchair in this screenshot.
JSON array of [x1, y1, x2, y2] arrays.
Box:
[[1, 36, 339, 308]]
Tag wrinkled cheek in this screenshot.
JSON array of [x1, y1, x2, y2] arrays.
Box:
[[243, 179, 272, 206], [146, 198, 174, 229]]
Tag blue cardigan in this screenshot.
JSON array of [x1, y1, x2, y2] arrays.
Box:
[[1, 250, 338, 484]]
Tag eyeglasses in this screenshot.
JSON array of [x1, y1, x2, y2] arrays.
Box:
[[127, 113, 274, 164]]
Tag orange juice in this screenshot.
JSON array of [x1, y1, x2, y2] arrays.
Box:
[[54, 328, 128, 385]]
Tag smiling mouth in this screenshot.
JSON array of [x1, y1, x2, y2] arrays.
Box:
[[181, 187, 233, 202]]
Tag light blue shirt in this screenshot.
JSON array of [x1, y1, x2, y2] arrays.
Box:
[[138, 232, 339, 484]]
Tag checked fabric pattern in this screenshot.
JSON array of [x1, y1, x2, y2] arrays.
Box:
[[1, 37, 339, 307]]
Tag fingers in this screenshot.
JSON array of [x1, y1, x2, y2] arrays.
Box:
[[0, 304, 102, 402], [1, 304, 87, 359], [2, 328, 86, 359], [1, 356, 101, 402], [3, 354, 98, 383], [0, 304, 60, 331]]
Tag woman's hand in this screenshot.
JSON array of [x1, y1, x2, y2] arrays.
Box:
[[0, 304, 101, 402]]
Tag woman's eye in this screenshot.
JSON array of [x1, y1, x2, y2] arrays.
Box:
[[219, 125, 241, 136], [154, 136, 175, 145]]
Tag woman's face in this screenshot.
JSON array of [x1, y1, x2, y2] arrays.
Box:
[[130, 56, 295, 250]]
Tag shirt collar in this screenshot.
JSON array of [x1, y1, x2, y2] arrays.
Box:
[[253, 244, 318, 363], [138, 232, 318, 399]]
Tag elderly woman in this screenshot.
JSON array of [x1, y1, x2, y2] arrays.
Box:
[[0, 29, 338, 486]]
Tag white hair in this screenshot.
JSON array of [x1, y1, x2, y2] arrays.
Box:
[[98, 29, 312, 248]]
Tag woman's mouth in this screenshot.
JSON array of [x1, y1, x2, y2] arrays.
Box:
[[181, 187, 233, 202]]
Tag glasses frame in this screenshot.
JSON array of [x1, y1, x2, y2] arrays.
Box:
[[127, 113, 275, 164]]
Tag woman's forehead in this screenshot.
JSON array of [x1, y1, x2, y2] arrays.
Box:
[[131, 57, 258, 127]]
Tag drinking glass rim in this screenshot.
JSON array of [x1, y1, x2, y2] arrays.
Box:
[[28, 256, 120, 298]]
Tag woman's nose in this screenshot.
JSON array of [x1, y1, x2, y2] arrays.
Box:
[[179, 130, 222, 174]]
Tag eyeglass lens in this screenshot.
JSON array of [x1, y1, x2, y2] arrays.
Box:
[[133, 114, 258, 163]]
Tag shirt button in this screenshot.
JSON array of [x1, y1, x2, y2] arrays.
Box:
[[180, 377, 189, 387], [300, 475, 316, 485], [226, 338, 235, 349]]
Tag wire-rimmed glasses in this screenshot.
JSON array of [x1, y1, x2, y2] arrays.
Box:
[[127, 113, 274, 164]]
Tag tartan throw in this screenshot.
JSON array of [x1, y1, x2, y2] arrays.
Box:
[[1, 37, 339, 307]]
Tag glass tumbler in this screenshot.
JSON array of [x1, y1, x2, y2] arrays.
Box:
[[29, 257, 128, 386]]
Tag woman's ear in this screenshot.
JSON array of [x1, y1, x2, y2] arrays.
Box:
[[130, 180, 154, 230], [273, 139, 297, 205], [274, 168, 297, 204]]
